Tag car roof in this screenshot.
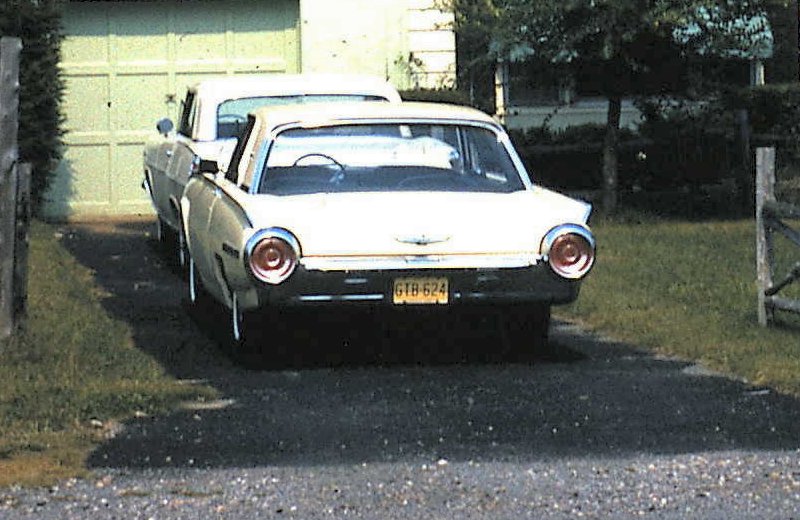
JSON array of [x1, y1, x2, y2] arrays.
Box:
[[189, 74, 402, 103], [250, 101, 501, 132]]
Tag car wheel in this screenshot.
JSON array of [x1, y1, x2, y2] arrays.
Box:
[[231, 292, 247, 343], [176, 223, 188, 269], [156, 215, 168, 244], [156, 215, 178, 250], [188, 257, 210, 309], [229, 293, 269, 367], [501, 304, 554, 361]]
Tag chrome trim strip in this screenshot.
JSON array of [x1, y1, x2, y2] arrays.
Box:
[[341, 294, 384, 301], [301, 254, 540, 272], [299, 295, 334, 302], [299, 294, 385, 302], [221, 242, 239, 258]]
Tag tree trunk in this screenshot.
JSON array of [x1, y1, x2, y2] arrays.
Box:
[[602, 95, 622, 214]]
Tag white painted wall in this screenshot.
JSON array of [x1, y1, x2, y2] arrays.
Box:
[[299, 0, 455, 90]]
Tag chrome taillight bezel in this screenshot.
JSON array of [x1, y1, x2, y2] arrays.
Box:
[[541, 224, 596, 280], [244, 228, 301, 285]]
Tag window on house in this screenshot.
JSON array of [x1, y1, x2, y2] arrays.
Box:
[[507, 60, 568, 106], [508, 55, 751, 106]]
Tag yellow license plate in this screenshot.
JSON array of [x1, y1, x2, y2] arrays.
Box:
[[393, 277, 449, 305]]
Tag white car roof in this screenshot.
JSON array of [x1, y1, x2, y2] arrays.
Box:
[[189, 74, 402, 105], [250, 101, 502, 133]]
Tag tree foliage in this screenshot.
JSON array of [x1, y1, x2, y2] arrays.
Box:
[[443, 0, 773, 212], [487, 0, 772, 67], [0, 0, 64, 213]]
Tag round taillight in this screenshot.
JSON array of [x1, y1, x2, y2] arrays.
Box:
[[246, 231, 299, 285], [546, 230, 595, 280]]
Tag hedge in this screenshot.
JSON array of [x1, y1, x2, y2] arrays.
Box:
[[0, 0, 64, 213], [725, 83, 800, 139], [399, 88, 473, 106]]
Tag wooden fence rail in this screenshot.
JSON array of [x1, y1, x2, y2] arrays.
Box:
[[756, 146, 800, 325]]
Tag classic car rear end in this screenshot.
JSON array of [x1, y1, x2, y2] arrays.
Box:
[[181, 102, 595, 355]]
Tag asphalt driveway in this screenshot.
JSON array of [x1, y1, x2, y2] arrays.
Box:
[[2, 218, 798, 519]]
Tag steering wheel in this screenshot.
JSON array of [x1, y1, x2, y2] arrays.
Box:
[[292, 153, 345, 171]]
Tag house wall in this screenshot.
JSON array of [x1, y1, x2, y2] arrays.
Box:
[[299, 0, 455, 89], [49, 0, 456, 219]]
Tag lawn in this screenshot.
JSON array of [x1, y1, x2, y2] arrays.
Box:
[[558, 216, 800, 396], [0, 221, 217, 487]]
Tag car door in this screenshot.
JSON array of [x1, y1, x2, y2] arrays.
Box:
[[145, 138, 176, 221], [162, 92, 200, 229]]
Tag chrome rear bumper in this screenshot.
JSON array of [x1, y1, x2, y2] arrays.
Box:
[[252, 263, 579, 307]]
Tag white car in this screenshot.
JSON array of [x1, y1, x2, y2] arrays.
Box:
[[142, 74, 402, 262], [181, 102, 595, 356]]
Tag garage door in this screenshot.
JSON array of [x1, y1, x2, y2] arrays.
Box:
[[46, 0, 300, 218]]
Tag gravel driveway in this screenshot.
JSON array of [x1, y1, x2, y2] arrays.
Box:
[[2, 219, 799, 519]]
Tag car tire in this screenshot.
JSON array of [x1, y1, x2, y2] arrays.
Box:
[[187, 257, 211, 310], [229, 293, 271, 368], [156, 215, 168, 244], [176, 222, 188, 269], [156, 215, 178, 251], [501, 304, 554, 361]]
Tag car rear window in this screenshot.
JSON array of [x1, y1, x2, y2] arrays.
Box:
[[257, 123, 525, 195], [216, 95, 388, 139]]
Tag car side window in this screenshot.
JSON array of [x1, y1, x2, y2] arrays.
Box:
[[461, 127, 519, 186], [225, 115, 256, 184], [178, 92, 197, 137]]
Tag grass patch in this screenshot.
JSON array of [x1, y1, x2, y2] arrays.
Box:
[[0, 221, 217, 487], [558, 216, 800, 396]]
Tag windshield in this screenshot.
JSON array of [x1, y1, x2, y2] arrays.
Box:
[[257, 123, 525, 195], [216, 95, 387, 138]]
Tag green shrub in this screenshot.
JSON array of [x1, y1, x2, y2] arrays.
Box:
[[399, 87, 473, 107], [509, 124, 645, 192], [636, 101, 735, 189], [0, 0, 64, 213], [723, 84, 800, 165], [722, 83, 800, 192]]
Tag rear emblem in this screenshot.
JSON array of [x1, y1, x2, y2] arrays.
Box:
[[395, 234, 451, 246]]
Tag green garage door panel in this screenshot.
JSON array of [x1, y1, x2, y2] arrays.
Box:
[[48, 0, 300, 219]]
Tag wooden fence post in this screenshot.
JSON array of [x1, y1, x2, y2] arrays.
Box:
[[14, 163, 31, 327], [756, 147, 776, 326], [0, 37, 22, 341]]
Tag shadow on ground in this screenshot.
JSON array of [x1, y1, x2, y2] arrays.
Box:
[[59, 219, 800, 470]]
